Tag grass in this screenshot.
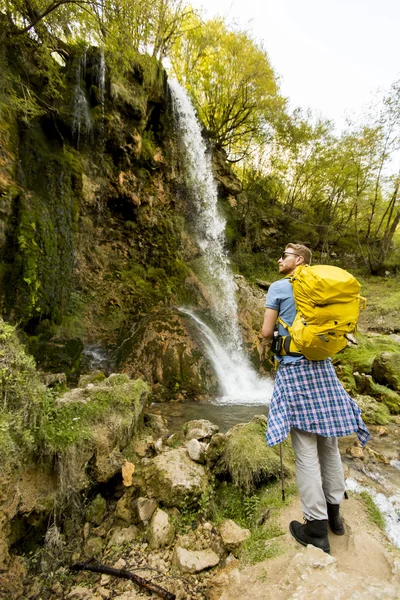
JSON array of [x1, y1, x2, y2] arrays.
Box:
[[359, 491, 386, 530], [213, 480, 297, 565]]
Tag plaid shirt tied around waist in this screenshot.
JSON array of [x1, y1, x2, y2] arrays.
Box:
[[266, 358, 370, 447]]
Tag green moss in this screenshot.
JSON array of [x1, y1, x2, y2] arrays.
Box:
[[221, 418, 294, 492], [340, 334, 400, 375]]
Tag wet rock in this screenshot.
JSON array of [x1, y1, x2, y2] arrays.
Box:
[[184, 419, 219, 440], [144, 413, 169, 437], [148, 508, 175, 549], [346, 445, 364, 459], [218, 520, 250, 552], [372, 352, 400, 391], [144, 448, 209, 508], [35, 337, 84, 384], [86, 494, 107, 525], [172, 546, 220, 573], [114, 308, 218, 400]]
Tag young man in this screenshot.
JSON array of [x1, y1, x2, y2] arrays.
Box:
[[261, 243, 370, 554]]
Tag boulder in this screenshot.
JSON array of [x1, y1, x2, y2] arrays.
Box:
[[218, 520, 250, 552], [148, 508, 175, 549], [186, 438, 206, 463], [172, 546, 220, 573], [34, 337, 84, 384], [372, 352, 400, 391], [184, 419, 219, 440], [114, 308, 218, 400], [355, 394, 392, 425], [144, 448, 209, 508]]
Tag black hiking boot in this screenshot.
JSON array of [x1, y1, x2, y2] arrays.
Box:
[[289, 518, 330, 553], [327, 502, 345, 535]]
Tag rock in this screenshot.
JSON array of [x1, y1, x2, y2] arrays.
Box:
[[113, 558, 126, 570], [144, 413, 169, 437], [96, 587, 111, 599], [134, 497, 158, 524], [107, 525, 140, 547], [172, 546, 220, 573], [255, 279, 272, 290], [355, 394, 392, 425], [79, 371, 106, 387], [346, 445, 364, 459], [67, 585, 99, 599], [122, 461, 135, 487], [114, 308, 218, 400], [84, 536, 104, 556], [86, 494, 107, 525], [205, 433, 227, 467], [184, 419, 219, 440], [186, 438, 206, 463], [148, 508, 175, 549], [372, 352, 400, 391], [35, 337, 84, 384], [211, 144, 242, 197], [115, 489, 135, 522], [144, 448, 209, 508], [0, 556, 26, 599], [389, 334, 400, 344], [41, 372, 68, 388], [218, 520, 250, 552], [373, 425, 389, 437]]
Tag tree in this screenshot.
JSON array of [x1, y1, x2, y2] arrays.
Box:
[[170, 15, 286, 161]]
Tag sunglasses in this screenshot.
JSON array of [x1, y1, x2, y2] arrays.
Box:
[[280, 252, 300, 260]]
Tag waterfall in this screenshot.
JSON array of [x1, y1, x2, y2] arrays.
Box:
[[72, 51, 92, 147], [98, 49, 106, 139], [169, 79, 273, 404], [180, 308, 273, 404]]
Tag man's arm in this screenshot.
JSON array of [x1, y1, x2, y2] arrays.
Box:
[[261, 308, 278, 341]]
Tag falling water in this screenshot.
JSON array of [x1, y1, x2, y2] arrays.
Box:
[[180, 308, 273, 404], [98, 49, 106, 138], [72, 51, 92, 147], [170, 79, 272, 404]]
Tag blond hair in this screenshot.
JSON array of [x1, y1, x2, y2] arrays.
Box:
[[286, 243, 312, 265]]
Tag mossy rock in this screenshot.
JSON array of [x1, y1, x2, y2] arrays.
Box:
[[372, 352, 400, 391], [85, 493, 107, 525], [220, 416, 294, 492], [34, 337, 84, 384], [355, 394, 392, 425]]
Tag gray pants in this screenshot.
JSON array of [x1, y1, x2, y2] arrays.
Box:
[[290, 428, 346, 521]]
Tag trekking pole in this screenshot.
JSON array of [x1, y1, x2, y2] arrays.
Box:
[[280, 442, 285, 501]]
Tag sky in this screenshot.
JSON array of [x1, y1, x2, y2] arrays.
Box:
[[190, 0, 400, 131]]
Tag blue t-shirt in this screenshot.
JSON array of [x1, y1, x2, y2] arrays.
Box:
[[265, 278, 303, 364]]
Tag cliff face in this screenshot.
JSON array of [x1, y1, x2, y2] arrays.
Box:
[[0, 38, 253, 393]]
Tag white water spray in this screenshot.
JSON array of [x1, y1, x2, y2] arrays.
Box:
[[180, 308, 273, 404], [169, 79, 273, 403]]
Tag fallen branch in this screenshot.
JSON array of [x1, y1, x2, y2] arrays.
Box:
[[70, 562, 176, 600]]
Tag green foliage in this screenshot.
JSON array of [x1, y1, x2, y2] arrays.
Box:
[[340, 333, 400, 375], [170, 14, 286, 160], [359, 491, 386, 530], [214, 480, 297, 564]]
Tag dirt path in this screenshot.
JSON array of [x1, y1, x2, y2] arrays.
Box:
[[209, 495, 400, 599]]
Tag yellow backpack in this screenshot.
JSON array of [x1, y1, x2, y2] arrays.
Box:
[[278, 265, 366, 361]]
